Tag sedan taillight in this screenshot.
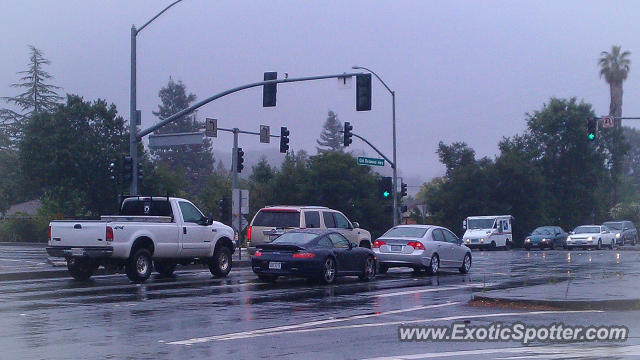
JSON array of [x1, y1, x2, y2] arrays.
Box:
[[247, 226, 252, 241], [407, 241, 425, 250], [292, 252, 315, 258], [372, 240, 386, 248], [254, 250, 262, 257]]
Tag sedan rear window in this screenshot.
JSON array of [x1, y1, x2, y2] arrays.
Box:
[[252, 210, 300, 227], [382, 227, 427, 238], [573, 226, 600, 234], [603, 222, 623, 230]]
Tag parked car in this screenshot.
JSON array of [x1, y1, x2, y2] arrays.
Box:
[[247, 206, 372, 255], [602, 221, 637, 246], [46, 196, 235, 282], [523, 226, 568, 250], [373, 225, 472, 275], [251, 229, 376, 284], [462, 215, 513, 250], [566, 225, 616, 250]]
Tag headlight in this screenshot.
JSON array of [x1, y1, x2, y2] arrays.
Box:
[[616, 233, 621, 238], [566, 236, 570, 241], [525, 238, 531, 243], [542, 238, 548, 242], [587, 236, 594, 241], [480, 238, 485, 243], [465, 239, 470, 243]]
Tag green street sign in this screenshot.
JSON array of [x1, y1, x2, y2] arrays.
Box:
[[357, 156, 385, 167]]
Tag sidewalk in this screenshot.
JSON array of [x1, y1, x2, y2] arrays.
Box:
[[473, 275, 640, 310]]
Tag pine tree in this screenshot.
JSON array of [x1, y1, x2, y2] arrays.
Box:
[[316, 110, 344, 153], [151, 78, 214, 198], [1, 45, 62, 147]]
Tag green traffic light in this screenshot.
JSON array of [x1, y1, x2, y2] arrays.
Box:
[[588, 133, 595, 140], [383, 191, 390, 198]]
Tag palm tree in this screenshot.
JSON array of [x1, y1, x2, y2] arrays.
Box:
[[599, 45, 631, 125]]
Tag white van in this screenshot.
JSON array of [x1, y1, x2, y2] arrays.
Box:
[[462, 215, 513, 250]]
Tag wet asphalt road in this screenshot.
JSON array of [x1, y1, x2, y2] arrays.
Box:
[[2, 248, 640, 359]]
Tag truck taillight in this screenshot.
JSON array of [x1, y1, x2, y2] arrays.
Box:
[[247, 226, 252, 241], [373, 240, 386, 248], [407, 241, 425, 250], [106, 226, 114, 242], [48, 225, 51, 241]]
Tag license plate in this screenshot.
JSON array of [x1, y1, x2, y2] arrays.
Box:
[[471, 239, 478, 243], [391, 245, 402, 252], [268, 262, 282, 270], [72, 248, 84, 256]]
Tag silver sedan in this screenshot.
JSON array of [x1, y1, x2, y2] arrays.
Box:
[[372, 225, 472, 275]]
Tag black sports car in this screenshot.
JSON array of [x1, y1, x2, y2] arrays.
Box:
[[251, 229, 377, 284]]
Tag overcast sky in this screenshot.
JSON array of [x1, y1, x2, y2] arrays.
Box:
[[2, 0, 639, 183]]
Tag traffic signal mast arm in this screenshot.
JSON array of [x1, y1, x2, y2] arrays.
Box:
[[137, 72, 365, 140], [340, 130, 395, 169]]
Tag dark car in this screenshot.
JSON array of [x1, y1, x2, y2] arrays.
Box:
[[523, 226, 568, 250], [251, 229, 376, 284], [602, 221, 638, 246]]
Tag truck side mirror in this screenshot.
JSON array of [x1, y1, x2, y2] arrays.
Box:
[[353, 222, 360, 229], [208, 213, 214, 225]]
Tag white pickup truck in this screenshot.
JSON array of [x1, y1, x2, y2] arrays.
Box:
[[46, 196, 235, 283]]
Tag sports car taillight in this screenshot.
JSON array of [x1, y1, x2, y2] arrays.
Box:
[[372, 240, 386, 248], [407, 241, 425, 250], [292, 252, 315, 258], [106, 226, 114, 242]]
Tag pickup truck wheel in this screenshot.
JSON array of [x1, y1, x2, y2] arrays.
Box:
[[154, 260, 176, 277], [209, 247, 232, 278], [67, 258, 97, 281], [126, 249, 153, 283]]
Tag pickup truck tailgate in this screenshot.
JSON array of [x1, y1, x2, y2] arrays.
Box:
[[50, 221, 108, 247]]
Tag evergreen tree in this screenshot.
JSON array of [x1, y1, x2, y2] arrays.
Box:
[[316, 110, 343, 153], [1, 45, 62, 147], [151, 78, 214, 198]]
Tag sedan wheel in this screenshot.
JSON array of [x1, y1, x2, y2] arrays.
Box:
[[610, 240, 615, 250], [358, 257, 376, 281], [426, 254, 439, 275], [321, 257, 336, 284], [459, 253, 471, 274]]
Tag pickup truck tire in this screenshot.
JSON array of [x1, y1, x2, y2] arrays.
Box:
[[67, 258, 97, 281], [126, 248, 153, 283], [209, 247, 232, 278], [154, 260, 176, 277]]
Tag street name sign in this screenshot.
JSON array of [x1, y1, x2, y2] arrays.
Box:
[[357, 156, 384, 167]]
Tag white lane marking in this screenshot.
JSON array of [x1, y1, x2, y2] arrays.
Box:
[[168, 309, 600, 346], [375, 282, 499, 298], [167, 302, 460, 345], [364, 344, 640, 360]]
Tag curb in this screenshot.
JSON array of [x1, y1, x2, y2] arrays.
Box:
[[0, 260, 252, 282], [472, 294, 640, 310]]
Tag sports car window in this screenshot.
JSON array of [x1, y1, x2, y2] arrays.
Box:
[[323, 212, 336, 228], [316, 236, 333, 248], [304, 211, 321, 228], [329, 233, 349, 248]]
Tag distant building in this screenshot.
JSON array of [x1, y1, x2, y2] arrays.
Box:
[[4, 200, 41, 217]]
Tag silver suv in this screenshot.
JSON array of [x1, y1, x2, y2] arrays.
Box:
[[247, 206, 372, 254]]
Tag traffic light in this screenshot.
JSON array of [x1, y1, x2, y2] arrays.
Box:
[[217, 197, 230, 223], [137, 163, 144, 184], [108, 161, 117, 181], [356, 73, 372, 111], [400, 182, 407, 197], [587, 118, 597, 141], [378, 176, 392, 200], [263, 71, 277, 107], [343, 122, 353, 147], [280, 126, 290, 153], [236, 147, 244, 173], [122, 156, 133, 183]]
